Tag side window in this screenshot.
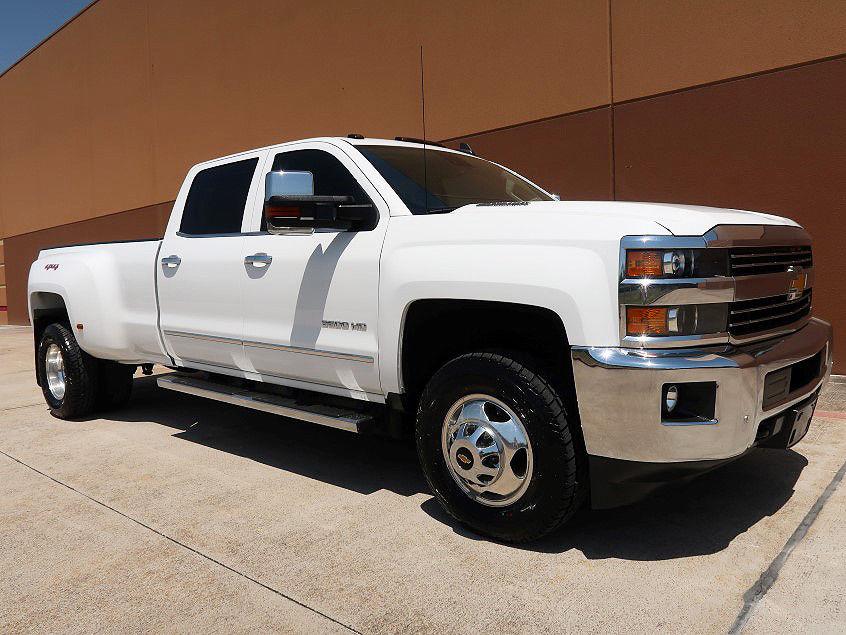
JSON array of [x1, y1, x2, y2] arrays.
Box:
[[180, 157, 258, 235], [262, 149, 371, 231]]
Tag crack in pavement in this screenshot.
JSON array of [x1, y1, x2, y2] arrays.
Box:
[[729, 456, 846, 633], [1, 402, 47, 412], [0, 448, 362, 635]]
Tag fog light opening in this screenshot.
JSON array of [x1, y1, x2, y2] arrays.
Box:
[[661, 381, 718, 424], [665, 385, 679, 413]]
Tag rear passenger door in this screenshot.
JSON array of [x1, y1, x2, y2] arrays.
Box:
[[157, 154, 263, 371]]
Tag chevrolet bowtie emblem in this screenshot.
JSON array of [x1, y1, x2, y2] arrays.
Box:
[[786, 266, 807, 301]]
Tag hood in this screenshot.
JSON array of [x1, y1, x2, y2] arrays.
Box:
[[458, 201, 799, 236]]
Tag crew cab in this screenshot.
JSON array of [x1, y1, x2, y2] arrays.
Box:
[[28, 136, 833, 542]]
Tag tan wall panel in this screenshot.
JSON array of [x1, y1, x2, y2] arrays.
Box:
[[0, 265, 5, 286], [4, 202, 171, 325], [0, 0, 157, 238], [422, 1, 609, 139], [147, 0, 610, 201], [444, 107, 613, 200], [1, 0, 610, 239], [0, 310, 7, 326], [614, 57, 846, 372], [0, 242, 4, 263], [612, 0, 846, 101], [0, 286, 6, 307]]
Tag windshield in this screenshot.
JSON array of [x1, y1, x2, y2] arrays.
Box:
[[356, 145, 552, 214]]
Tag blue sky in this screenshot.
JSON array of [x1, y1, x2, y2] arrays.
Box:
[[0, 0, 94, 74]]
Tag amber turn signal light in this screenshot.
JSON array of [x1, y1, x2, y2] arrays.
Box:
[[625, 250, 663, 277], [626, 307, 670, 336]]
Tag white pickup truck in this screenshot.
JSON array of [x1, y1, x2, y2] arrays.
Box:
[[28, 136, 833, 541]]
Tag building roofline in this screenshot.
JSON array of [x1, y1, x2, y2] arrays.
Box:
[[0, 0, 100, 81]]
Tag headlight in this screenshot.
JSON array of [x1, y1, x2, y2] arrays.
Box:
[[625, 249, 690, 277], [624, 248, 729, 279], [626, 304, 728, 337]]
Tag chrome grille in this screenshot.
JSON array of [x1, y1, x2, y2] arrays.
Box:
[[729, 245, 812, 276], [729, 290, 812, 337]]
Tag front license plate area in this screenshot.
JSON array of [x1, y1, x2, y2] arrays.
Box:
[[757, 392, 818, 449], [785, 398, 816, 448]]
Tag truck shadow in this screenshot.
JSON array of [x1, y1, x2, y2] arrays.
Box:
[[109, 376, 807, 561], [421, 448, 809, 560], [105, 376, 427, 498]]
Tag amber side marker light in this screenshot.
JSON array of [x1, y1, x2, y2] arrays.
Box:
[[626, 250, 663, 278], [626, 307, 669, 336]]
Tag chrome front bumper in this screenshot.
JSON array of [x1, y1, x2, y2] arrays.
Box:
[[571, 318, 833, 463]]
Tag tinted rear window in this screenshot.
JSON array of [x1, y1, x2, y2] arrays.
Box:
[[180, 158, 258, 235]]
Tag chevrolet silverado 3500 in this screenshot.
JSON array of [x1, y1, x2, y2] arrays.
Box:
[[28, 137, 833, 542]]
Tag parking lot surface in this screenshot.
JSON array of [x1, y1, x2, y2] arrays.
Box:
[[1, 325, 844, 633]]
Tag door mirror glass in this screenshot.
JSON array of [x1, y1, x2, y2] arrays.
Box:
[[266, 170, 314, 198], [264, 169, 377, 234]]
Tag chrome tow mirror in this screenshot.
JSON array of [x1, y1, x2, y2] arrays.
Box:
[[263, 170, 377, 234]]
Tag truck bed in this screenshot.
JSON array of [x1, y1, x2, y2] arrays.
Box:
[[29, 239, 170, 365]]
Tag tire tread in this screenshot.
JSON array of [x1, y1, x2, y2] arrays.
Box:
[[416, 351, 586, 543], [39, 323, 98, 419]]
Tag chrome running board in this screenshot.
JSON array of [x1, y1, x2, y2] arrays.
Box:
[[156, 374, 374, 433]]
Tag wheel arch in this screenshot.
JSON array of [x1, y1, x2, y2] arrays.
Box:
[[397, 299, 581, 425], [30, 291, 71, 386]]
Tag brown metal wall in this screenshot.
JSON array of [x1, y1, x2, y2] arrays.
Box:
[[4, 203, 172, 325], [0, 240, 6, 325], [1, 0, 844, 368], [610, 0, 846, 101], [445, 108, 614, 201], [0, 0, 609, 238], [614, 57, 846, 371]]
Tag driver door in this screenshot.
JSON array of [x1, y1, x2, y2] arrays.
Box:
[[239, 142, 389, 399]]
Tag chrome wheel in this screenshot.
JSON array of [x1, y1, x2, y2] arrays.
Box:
[[45, 343, 67, 400], [441, 394, 533, 507]]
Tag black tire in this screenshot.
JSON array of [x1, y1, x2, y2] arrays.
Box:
[[95, 360, 135, 411], [415, 352, 586, 542], [37, 323, 99, 419]]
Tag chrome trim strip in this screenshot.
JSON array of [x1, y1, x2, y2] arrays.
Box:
[[242, 339, 374, 363], [621, 332, 732, 349], [163, 330, 243, 345], [571, 345, 741, 371], [162, 330, 374, 363], [619, 277, 734, 306]]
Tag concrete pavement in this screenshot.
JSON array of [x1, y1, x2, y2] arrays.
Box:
[[1, 326, 844, 633]]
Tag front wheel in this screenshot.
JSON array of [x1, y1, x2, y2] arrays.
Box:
[[415, 352, 586, 543], [37, 323, 99, 419]]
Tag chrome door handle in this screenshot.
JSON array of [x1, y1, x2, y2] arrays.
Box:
[[245, 253, 272, 268], [161, 255, 181, 269]]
